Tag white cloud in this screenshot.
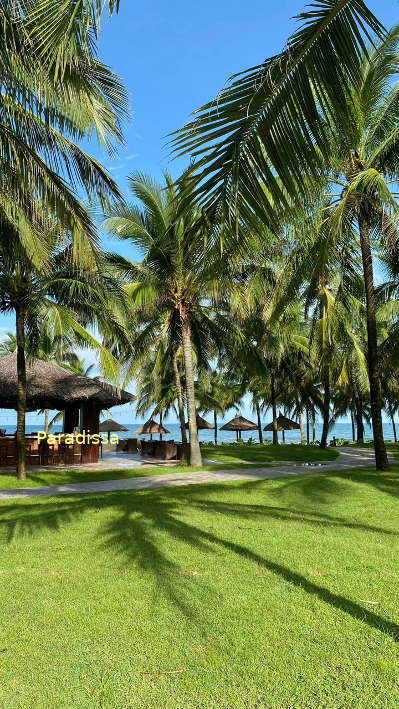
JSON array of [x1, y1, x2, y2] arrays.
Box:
[[108, 164, 125, 172], [126, 153, 139, 161]]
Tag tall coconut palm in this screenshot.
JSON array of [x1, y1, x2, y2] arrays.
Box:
[[103, 172, 238, 466], [234, 277, 308, 445], [0, 1, 127, 262], [377, 271, 399, 443], [311, 29, 399, 468], [274, 204, 374, 444], [0, 221, 125, 478]]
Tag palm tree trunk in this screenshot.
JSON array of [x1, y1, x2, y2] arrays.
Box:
[[351, 410, 355, 442], [320, 369, 330, 449], [355, 396, 364, 444], [306, 406, 310, 444], [388, 402, 397, 443], [255, 401, 263, 444], [358, 209, 389, 470], [180, 312, 202, 466], [172, 351, 187, 444], [312, 411, 316, 442], [44, 409, 49, 434], [270, 376, 278, 445], [299, 410, 305, 443], [214, 410, 218, 445], [16, 305, 27, 480], [159, 410, 163, 441]]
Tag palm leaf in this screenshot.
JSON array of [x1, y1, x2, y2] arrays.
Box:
[[172, 1, 385, 226]]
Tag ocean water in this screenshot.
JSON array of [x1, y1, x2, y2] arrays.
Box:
[[1, 420, 397, 443]]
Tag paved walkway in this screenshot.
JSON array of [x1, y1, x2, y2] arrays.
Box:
[[0, 447, 386, 500], [0, 450, 220, 474]]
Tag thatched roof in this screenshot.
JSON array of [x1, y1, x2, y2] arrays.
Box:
[[185, 414, 214, 430], [99, 418, 129, 433], [220, 414, 257, 431], [134, 419, 170, 435], [0, 353, 135, 411], [264, 414, 301, 431]]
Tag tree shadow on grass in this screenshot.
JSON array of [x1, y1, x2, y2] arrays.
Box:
[[186, 496, 398, 535], [258, 468, 399, 505], [0, 481, 398, 640]]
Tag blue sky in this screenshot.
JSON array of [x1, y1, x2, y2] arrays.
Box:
[[1, 0, 398, 424]]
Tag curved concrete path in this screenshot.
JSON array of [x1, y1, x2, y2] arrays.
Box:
[[0, 447, 388, 500]]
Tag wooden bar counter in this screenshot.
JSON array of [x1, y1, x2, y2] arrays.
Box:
[[0, 435, 100, 467]]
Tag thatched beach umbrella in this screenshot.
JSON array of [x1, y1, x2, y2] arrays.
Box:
[[185, 415, 214, 430], [220, 414, 257, 441], [134, 419, 170, 441], [99, 418, 128, 443], [264, 412, 300, 443]]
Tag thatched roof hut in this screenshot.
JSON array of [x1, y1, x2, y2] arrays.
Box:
[[220, 415, 257, 431], [99, 418, 129, 443], [264, 414, 301, 431], [134, 419, 170, 439], [99, 418, 129, 433], [220, 414, 257, 440], [185, 415, 214, 430], [0, 353, 135, 411]]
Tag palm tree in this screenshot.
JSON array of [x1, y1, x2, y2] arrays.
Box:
[[0, 3, 127, 264], [239, 297, 308, 445], [0, 223, 124, 479], [377, 275, 399, 443], [248, 382, 267, 444], [173, 3, 393, 468], [0, 0, 129, 478], [124, 323, 189, 445], [311, 29, 399, 468], [103, 172, 237, 466], [277, 214, 373, 446]]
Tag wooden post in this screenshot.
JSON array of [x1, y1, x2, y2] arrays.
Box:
[[64, 405, 80, 433]]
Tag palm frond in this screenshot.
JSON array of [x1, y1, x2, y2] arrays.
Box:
[[172, 1, 385, 225]]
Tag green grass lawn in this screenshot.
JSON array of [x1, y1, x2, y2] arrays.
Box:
[[348, 441, 399, 451], [0, 467, 397, 708], [201, 442, 339, 463]]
